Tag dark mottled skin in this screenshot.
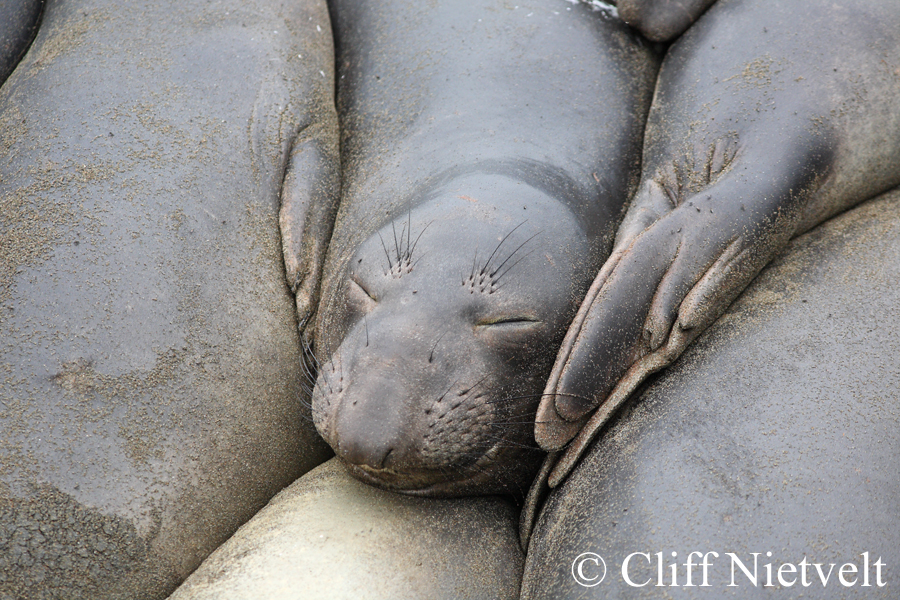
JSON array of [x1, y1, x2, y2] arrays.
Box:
[[300, 0, 659, 496], [536, 0, 900, 471], [0, 0, 334, 597], [523, 187, 900, 599]]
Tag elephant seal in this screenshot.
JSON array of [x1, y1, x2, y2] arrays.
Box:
[[295, 0, 659, 496], [521, 186, 900, 599], [168, 459, 524, 600], [534, 0, 900, 482], [0, 0, 334, 597], [0, 0, 43, 85]]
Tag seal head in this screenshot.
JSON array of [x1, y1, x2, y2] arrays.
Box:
[[312, 174, 591, 496]]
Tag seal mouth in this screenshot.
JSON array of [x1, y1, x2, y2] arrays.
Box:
[[339, 445, 508, 496]]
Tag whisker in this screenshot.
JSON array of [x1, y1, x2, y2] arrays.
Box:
[[494, 248, 536, 284], [300, 334, 317, 362], [510, 478, 526, 501], [484, 391, 592, 405], [299, 356, 317, 388], [398, 222, 408, 259], [409, 220, 432, 259], [299, 381, 314, 399], [411, 251, 428, 271], [459, 375, 489, 396], [406, 203, 412, 258], [294, 410, 315, 424], [436, 378, 459, 403], [391, 220, 401, 263], [490, 231, 541, 279], [319, 364, 334, 394], [481, 220, 528, 275], [477, 435, 540, 450], [377, 231, 393, 270], [299, 343, 319, 388], [489, 420, 539, 426], [429, 330, 448, 363]]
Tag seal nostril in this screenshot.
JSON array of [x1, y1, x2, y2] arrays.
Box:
[[334, 385, 406, 471], [338, 435, 395, 470]]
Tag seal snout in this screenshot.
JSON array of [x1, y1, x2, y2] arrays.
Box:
[[330, 374, 411, 471], [336, 431, 395, 470]]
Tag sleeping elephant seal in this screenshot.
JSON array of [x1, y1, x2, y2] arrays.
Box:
[[168, 459, 524, 600], [297, 0, 659, 497], [0, 0, 334, 597], [536, 0, 900, 479], [521, 186, 900, 599], [0, 0, 43, 85]]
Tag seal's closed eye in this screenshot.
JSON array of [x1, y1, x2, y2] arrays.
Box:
[[477, 316, 542, 328], [477, 316, 546, 352]]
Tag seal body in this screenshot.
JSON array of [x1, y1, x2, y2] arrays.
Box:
[[522, 186, 900, 599], [536, 0, 900, 461], [0, 0, 334, 597], [309, 0, 659, 495], [168, 459, 524, 600], [0, 0, 43, 85]]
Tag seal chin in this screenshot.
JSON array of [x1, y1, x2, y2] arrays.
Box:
[[341, 462, 473, 496], [339, 445, 531, 497]]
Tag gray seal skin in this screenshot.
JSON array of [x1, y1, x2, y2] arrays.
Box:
[[617, 0, 718, 42], [0, 0, 335, 597], [0, 0, 43, 85], [168, 459, 524, 600], [535, 0, 900, 474], [302, 0, 659, 497], [521, 187, 900, 599]]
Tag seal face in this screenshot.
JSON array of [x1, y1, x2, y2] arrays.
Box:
[[312, 176, 591, 495]]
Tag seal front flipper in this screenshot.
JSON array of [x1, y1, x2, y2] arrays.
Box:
[[617, 0, 717, 42], [534, 0, 900, 485], [535, 133, 826, 458], [280, 113, 341, 335]]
